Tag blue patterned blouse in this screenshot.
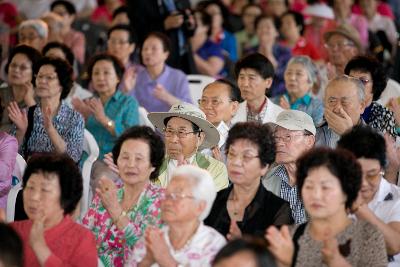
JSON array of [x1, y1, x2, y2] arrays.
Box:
[[12, 101, 84, 162]]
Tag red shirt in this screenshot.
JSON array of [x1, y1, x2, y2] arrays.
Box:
[[11, 216, 98, 267], [281, 37, 322, 60]]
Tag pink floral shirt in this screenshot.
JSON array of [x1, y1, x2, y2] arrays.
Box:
[[125, 222, 227, 267], [82, 183, 164, 267]]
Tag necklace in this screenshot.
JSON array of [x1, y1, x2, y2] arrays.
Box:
[[228, 194, 242, 219], [121, 186, 144, 213]]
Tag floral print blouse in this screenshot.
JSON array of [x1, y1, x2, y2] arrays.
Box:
[[81, 183, 165, 267]]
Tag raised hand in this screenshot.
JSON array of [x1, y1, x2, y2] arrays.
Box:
[[164, 12, 184, 30], [95, 177, 120, 217], [87, 98, 107, 123], [72, 97, 92, 119], [22, 81, 36, 107], [42, 106, 53, 131], [121, 67, 138, 93], [321, 232, 352, 267], [152, 84, 178, 106], [279, 95, 291, 110], [145, 227, 176, 266], [265, 225, 294, 267], [103, 152, 120, 175], [227, 220, 242, 241], [7, 101, 28, 132], [211, 146, 223, 162], [324, 107, 353, 135]]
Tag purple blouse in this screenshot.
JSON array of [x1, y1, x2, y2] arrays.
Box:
[[0, 132, 17, 208], [131, 65, 192, 112]]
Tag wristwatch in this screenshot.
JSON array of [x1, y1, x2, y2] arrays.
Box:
[[107, 119, 114, 129]]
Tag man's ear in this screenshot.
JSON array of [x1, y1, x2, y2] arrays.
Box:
[[264, 77, 273, 89], [198, 131, 206, 146], [230, 101, 240, 116]]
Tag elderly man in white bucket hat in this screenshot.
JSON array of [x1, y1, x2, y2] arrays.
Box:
[[148, 102, 229, 191], [262, 109, 316, 224]]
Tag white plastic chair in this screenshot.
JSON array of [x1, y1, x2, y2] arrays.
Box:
[[6, 182, 22, 222], [80, 129, 99, 219], [138, 106, 154, 129], [11, 154, 27, 186], [187, 74, 215, 105], [7, 154, 27, 222]]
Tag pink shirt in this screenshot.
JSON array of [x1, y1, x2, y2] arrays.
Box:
[[0, 132, 17, 208], [11, 216, 98, 267]]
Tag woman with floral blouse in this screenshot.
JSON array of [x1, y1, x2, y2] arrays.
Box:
[[82, 126, 165, 267]]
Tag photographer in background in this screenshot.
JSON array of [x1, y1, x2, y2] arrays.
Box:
[[128, 0, 197, 74]]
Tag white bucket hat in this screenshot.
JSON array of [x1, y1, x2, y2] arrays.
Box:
[[147, 102, 220, 150], [303, 3, 335, 20], [271, 110, 316, 135]]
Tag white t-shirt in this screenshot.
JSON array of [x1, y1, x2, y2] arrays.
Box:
[[368, 178, 400, 266]]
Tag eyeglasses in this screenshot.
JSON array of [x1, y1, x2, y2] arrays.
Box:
[[274, 133, 307, 143], [164, 192, 195, 201], [9, 63, 31, 72], [227, 151, 259, 163], [324, 41, 355, 50], [36, 74, 58, 82], [198, 98, 230, 107], [364, 170, 384, 181], [163, 128, 200, 138]]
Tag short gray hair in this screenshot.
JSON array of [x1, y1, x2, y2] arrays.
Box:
[[286, 56, 318, 86], [171, 165, 216, 220], [19, 19, 48, 39], [325, 75, 365, 102]]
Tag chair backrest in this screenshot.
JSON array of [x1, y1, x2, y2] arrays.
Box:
[[6, 182, 22, 222], [138, 106, 154, 129], [187, 74, 215, 106], [80, 129, 99, 219], [11, 154, 27, 186]]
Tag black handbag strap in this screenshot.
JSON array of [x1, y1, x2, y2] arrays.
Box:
[[23, 105, 36, 159], [291, 222, 307, 267]]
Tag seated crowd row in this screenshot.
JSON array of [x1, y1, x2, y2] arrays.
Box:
[[0, 51, 399, 266]]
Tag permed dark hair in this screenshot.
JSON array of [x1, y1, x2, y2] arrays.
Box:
[[42, 41, 75, 66], [22, 153, 83, 215], [280, 10, 305, 35], [112, 5, 128, 19], [144, 31, 171, 53], [344, 55, 388, 101], [107, 24, 137, 44], [112, 126, 165, 181], [296, 147, 362, 210], [0, 223, 23, 267], [225, 122, 276, 167], [234, 52, 275, 79], [86, 53, 125, 82], [35, 56, 73, 100], [5, 44, 42, 84], [337, 125, 387, 168], [213, 237, 277, 267], [50, 0, 77, 15]]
